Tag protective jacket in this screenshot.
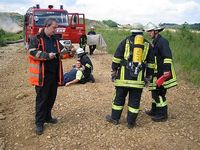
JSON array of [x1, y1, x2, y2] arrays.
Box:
[[149, 34, 177, 90], [78, 52, 93, 79], [28, 29, 71, 86], [112, 33, 154, 88]]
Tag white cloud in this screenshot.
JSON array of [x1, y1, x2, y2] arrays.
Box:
[[0, 0, 200, 24]]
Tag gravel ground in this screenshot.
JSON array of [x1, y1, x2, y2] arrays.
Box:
[[0, 43, 200, 150]]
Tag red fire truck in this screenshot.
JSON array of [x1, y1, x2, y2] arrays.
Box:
[[24, 4, 86, 49]]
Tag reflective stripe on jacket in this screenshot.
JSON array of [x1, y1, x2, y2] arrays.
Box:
[[28, 36, 63, 86], [149, 34, 177, 90], [113, 35, 154, 88]]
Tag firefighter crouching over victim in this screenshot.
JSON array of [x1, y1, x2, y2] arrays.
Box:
[[106, 24, 155, 128], [63, 60, 84, 86], [28, 18, 74, 135], [76, 47, 95, 83], [145, 22, 177, 122]]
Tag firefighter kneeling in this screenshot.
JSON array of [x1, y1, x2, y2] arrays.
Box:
[[106, 24, 154, 128]]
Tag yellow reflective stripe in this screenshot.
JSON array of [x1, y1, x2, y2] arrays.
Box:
[[85, 63, 91, 68], [112, 92, 116, 102], [128, 106, 139, 113], [164, 78, 177, 85], [171, 63, 177, 80], [156, 96, 167, 107], [147, 63, 155, 69], [142, 42, 149, 61], [120, 66, 125, 80], [164, 58, 172, 64], [149, 76, 157, 90], [112, 57, 121, 64], [112, 103, 123, 110], [124, 39, 130, 60], [114, 79, 144, 88], [137, 70, 142, 81], [164, 81, 177, 88], [154, 56, 157, 70]]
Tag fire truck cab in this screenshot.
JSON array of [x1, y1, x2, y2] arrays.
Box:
[[24, 4, 86, 49]]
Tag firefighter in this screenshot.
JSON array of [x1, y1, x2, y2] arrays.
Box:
[[28, 18, 74, 135], [76, 47, 95, 83], [79, 34, 87, 51], [87, 26, 96, 55], [106, 24, 155, 128], [145, 22, 177, 122]]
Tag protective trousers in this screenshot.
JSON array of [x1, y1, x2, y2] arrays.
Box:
[[151, 86, 168, 117], [111, 87, 142, 125], [35, 72, 58, 126], [89, 45, 96, 55]]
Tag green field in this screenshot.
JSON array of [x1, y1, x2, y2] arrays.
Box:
[[97, 27, 200, 86], [0, 29, 23, 46]]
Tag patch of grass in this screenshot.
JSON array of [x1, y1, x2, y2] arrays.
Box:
[[0, 29, 23, 47]]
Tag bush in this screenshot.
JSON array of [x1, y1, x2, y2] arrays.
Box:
[[0, 29, 6, 46]]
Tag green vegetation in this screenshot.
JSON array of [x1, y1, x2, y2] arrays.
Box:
[[0, 29, 6, 46], [0, 29, 23, 46], [97, 27, 200, 86], [102, 20, 118, 27], [162, 26, 200, 86]]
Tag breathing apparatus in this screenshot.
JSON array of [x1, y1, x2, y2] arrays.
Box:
[[127, 34, 144, 77]]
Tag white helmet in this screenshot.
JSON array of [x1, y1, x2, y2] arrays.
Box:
[[130, 23, 144, 33], [145, 22, 165, 32], [91, 26, 95, 29], [76, 47, 84, 54]]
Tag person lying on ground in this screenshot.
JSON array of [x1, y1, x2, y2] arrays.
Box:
[[63, 60, 84, 86]]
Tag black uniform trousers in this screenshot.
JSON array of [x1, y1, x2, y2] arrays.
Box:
[[151, 86, 167, 116], [112, 87, 142, 124], [35, 72, 58, 126], [89, 45, 96, 55]]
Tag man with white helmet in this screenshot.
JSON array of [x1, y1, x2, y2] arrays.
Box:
[[145, 22, 177, 122], [87, 26, 97, 55], [106, 23, 155, 128], [76, 47, 95, 83]]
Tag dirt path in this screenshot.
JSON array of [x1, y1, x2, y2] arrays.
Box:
[[0, 43, 200, 150]]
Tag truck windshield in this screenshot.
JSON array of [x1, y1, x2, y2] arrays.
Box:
[[34, 11, 68, 26]]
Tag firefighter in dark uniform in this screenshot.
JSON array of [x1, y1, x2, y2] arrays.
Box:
[[106, 24, 155, 128], [28, 18, 73, 135], [76, 47, 95, 83], [87, 26, 96, 55], [145, 22, 177, 122], [79, 34, 87, 51]]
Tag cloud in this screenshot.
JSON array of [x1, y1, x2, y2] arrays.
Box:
[[0, 0, 200, 24]]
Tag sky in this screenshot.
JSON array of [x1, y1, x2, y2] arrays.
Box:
[[0, 0, 200, 25]]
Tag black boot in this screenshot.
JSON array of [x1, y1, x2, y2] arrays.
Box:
[[146, 102, 156, 116], [89, 74, 95, 83], [105, 115, 119, 125], [105, 109, 122, 125], [151, 106, 168, 122], [36, 124, 44, 135], [127, 112, 138, 129]]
